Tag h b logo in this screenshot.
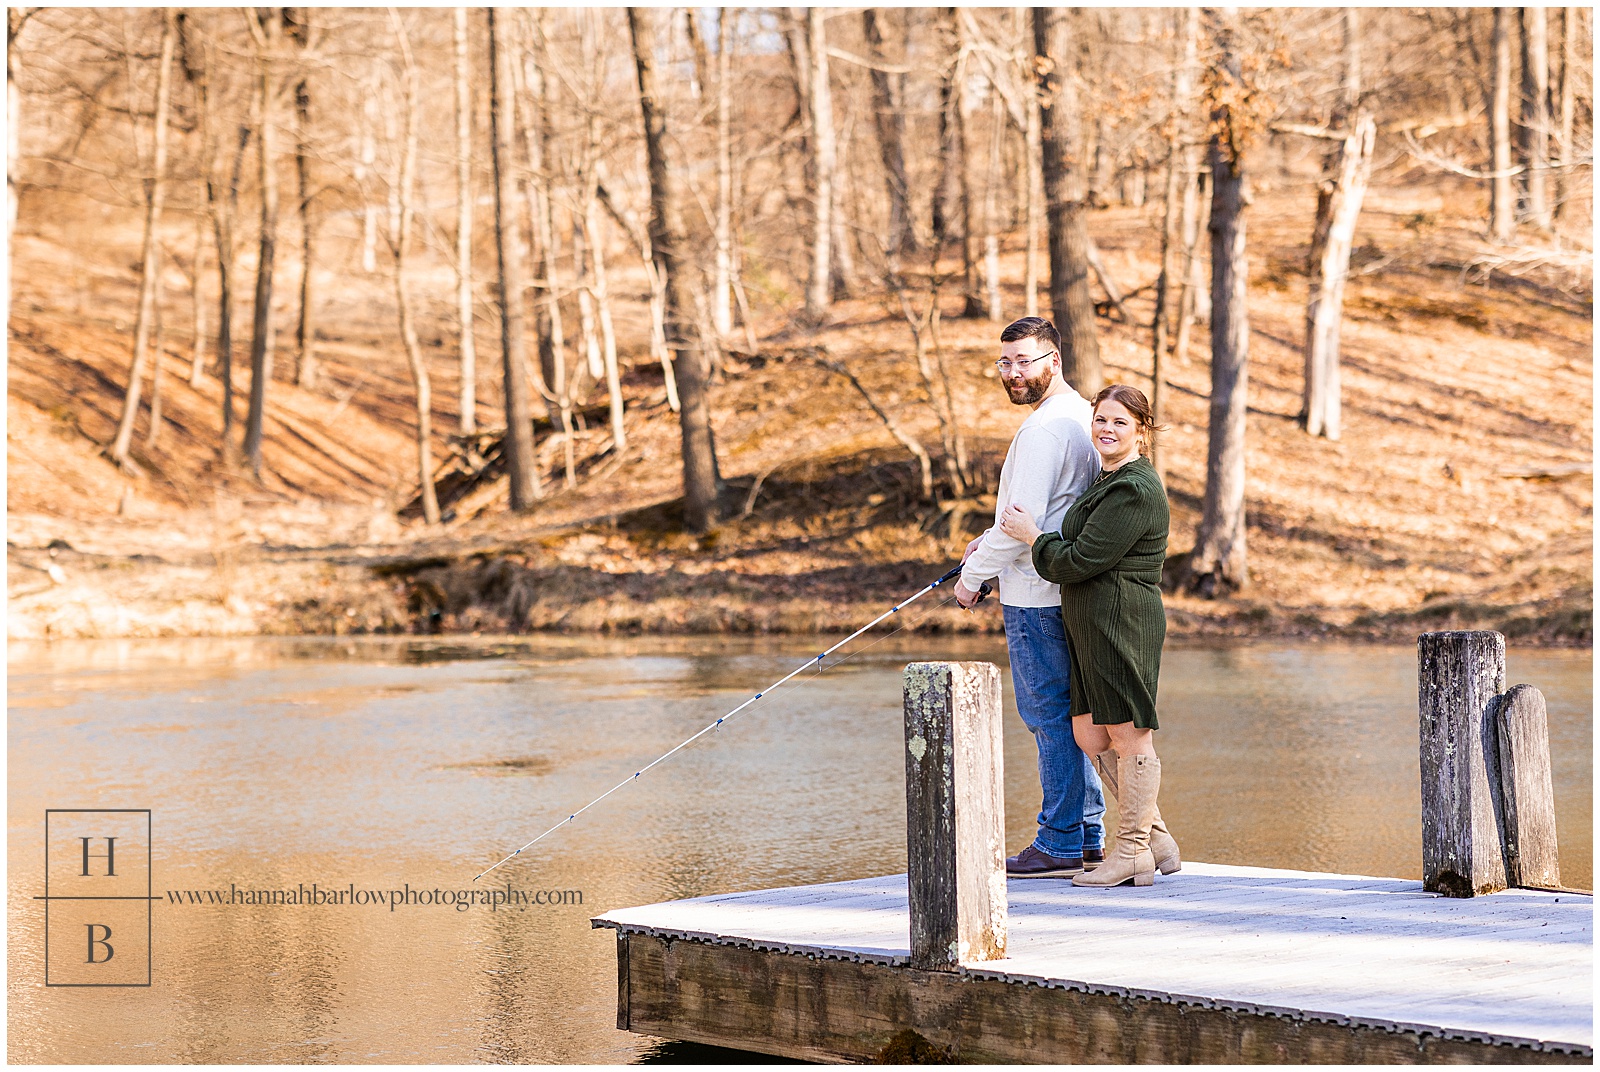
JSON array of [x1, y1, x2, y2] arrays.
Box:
[[42, 811, 152, 986]]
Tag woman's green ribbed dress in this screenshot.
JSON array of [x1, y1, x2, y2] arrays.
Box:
[[1030, 455, 1169, 729]]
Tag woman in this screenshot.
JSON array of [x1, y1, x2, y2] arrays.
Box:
[[998, 384, 1179, 888]]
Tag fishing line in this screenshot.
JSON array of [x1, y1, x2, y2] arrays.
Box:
[[472, 564, 982, 882], [687, 584, 964, 727]]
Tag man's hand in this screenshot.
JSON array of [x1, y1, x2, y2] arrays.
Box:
[[953, 579, 981, 609], [961, 535, 983, 564]]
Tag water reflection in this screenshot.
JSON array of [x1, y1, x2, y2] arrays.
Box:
[[8, 635, 1591, 1062]]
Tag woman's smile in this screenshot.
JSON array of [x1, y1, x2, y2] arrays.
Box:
[[1092, 399, 1140, 468]]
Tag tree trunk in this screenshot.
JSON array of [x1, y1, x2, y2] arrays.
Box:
[[863, 8, 915, 257], [1301, 117, 1374, 443], [1301, 9, 1372, 442], [242, 8, 281, 480], [214, 125, 248, 453], [1555, 7, 1576, 227], [1488, 8, 1515, 244], [983, 91, 1004, 322], [629, 7, 718, 533], [1517, 8, 1551, 232], [292, 63, 316, 390], [144, 295, 165, 446], [487, 8, 540, 510], [109, 8, 176, 468], [7, 10, 25, 246], [1032, 7, 1101, 395], [1187, 11, 1250, 598], [804, 7, 834, 324], [597, 175, 678, 411], [954, 9, 981, 319], [518, 19, 564, 407], [359, 87, 378, 273], [585, 195, 626, 452], [388, 13, 438, 526], [934, 9, 981, 318], [453, 7, 476, 435], [1150, 7, 1198, 472], [188, 181, 206, 386], [829, 124, 857, 301], [713, 9, 734, 335], [1172, 167, 1210, 367], [574, 225, 601, 382], [1021, 6, 1042, 317]]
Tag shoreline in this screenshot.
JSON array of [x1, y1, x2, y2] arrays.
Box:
[[9, 547, 1590, 648]]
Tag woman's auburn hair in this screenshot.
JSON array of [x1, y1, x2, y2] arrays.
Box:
[[1091, 383, 1165, 455]]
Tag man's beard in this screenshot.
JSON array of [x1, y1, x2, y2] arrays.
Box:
[[1004, 363, 1054, 406]]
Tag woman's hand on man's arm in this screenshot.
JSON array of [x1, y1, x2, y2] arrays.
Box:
[[998, 504, 1043, 544]]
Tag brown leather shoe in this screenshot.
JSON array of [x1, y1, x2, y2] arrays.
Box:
[[1005, 844, 1085, 878], [1083, 845, 1105, 870]]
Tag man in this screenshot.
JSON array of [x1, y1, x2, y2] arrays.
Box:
[[955, 316, 1105, 877]]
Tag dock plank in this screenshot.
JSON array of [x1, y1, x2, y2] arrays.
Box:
[[596, 861, 1592, 1056]]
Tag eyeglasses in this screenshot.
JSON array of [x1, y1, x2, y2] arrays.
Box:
[[995, 351, 1056, 374]]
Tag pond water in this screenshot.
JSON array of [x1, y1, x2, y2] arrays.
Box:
[[8, 635, 1591, 1063]]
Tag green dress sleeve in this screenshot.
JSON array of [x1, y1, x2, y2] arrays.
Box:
[[1032, 478, 1151, 585]]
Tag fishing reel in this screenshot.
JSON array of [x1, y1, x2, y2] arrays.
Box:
[[934, 565, 993, 611]]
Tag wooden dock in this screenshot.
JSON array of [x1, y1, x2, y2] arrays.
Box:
[[593, 645, 1592, 1063], [595, 863, 1591, 1063]]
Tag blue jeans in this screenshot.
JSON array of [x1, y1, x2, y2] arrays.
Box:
[[1004, 604, 1106, 858]]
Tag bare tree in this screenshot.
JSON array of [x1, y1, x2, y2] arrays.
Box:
[[178, 14, 248, 451], [585, 193, 625, 452], [242, 7, 282, 480], [1301, 9, 1375, 442], [862, 8, 915, 257], [288, 9, 318, 391], [1018, 7, 1042, 316], [1187, 7, 1254, 597], [109, 8, 176, 469], [519, 12, 569, 424], [6, 8, 32, 246], [574, 10, 624, 451], [144, 298, 167, 446], [801, 7, 835, 324], [630, 6, 718, 532], [358, 81, 378, 273], [1032, 7, 1101, 395], [1517, 8, 1552, 232], [1488, 8, 1515, 244], [934, 8, 981, 318], [187, 177, 207, 386], [385, 10, 438, 526], [487, 7, 540, 510], [712, 10, 735, 337], [982, 90, 1004, 321], [1149, 6, 1199, 472], [1171, 168, 1211, 367], [453, 6, 476, 435], [1555, 7, 1577, 227]]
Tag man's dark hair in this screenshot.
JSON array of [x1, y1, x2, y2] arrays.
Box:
[[1000, 316, 1061, 354]]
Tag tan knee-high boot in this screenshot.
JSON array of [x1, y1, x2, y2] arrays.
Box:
[[1074, 754, 1159, 888], [1093, 748, 1181, 874]]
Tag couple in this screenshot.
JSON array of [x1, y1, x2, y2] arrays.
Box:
[[954, 316, 1179, 890]]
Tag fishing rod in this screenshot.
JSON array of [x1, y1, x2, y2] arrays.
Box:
[[472, 563, 990, 882]]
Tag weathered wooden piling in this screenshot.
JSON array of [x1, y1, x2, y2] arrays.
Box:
[[1418, 630, 1508, 897], [902, 661, 1007, 969], [1497, 684, 1561, 889], [1418, 631, 1565, 897]]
